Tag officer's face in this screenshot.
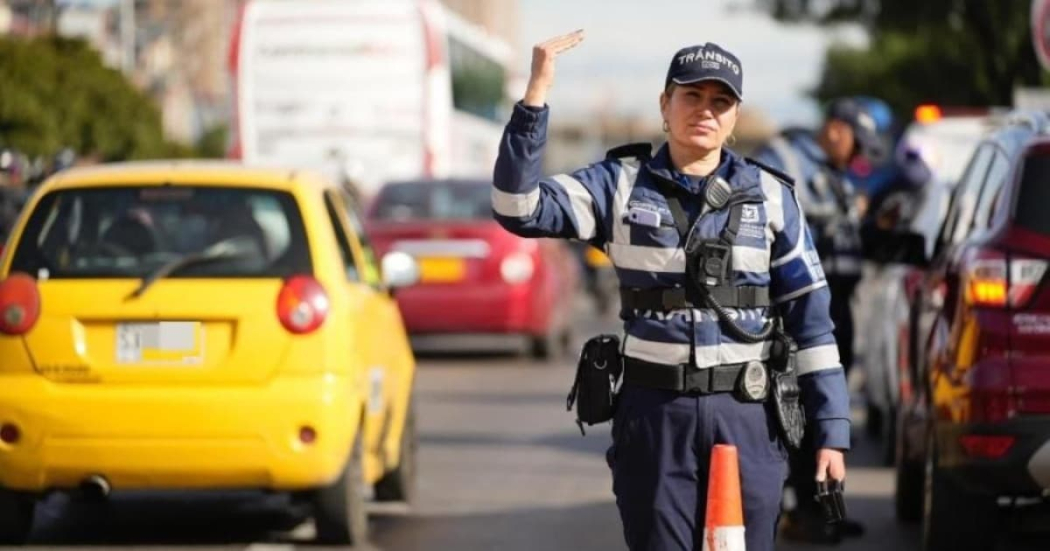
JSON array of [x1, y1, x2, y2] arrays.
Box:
[[659, 82, 739, 154]]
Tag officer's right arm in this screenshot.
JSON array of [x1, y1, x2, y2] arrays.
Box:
[[491, 102, 618, 244]]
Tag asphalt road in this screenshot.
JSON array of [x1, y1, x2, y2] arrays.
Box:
[[14, 301, 1050, 550]]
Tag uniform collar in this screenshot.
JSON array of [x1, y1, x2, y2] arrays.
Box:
[[645, 143, 762, 195]]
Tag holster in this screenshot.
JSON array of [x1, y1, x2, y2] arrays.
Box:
[[769, 330, 806, 450], [566, 334, 623, 435]]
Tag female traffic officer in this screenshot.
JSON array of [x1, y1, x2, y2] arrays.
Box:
[[492, 31, 850, 551]]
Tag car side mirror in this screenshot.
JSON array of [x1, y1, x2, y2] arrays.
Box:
[[861, 225, 929, 268], [381, 251, 419, 291]]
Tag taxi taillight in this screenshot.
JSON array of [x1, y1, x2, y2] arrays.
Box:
[[0, 273, 41, 336], [276, 275, 329, 334]]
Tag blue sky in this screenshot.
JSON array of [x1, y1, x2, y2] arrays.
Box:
[[517, 0, 866, 129]]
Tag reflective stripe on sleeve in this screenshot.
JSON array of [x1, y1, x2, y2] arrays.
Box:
[[796, 344, 842, 375], [491, 187, 540, 218]]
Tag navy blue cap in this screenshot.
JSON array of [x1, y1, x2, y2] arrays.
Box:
[[665, 43, 743, 100], [825, 98, 885, 161]]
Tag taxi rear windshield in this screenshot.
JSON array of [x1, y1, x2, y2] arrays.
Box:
[[370, 180, 491, 221], [9, 186, 312, 279]]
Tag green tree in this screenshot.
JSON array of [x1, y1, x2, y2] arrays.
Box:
[[0, 35, 184, 161], [757, 0, 1047, 117]]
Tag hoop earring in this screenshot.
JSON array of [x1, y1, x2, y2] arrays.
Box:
[[727, 134, 737, 146], [662, 120, 669, 133]]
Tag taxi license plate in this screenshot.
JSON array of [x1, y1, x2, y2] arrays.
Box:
[[417, 257, 466, 283], [116, 321, 204, 365]]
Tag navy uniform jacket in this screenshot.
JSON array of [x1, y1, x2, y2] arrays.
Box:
[[753, 131, 863, 280], [492, 103, 850, 450]]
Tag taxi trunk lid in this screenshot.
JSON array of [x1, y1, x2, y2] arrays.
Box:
[[24, 279, 289, 385]]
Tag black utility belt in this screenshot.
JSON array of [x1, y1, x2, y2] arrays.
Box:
[[622, 357, 769, 400], [620, 286, 770, 311]]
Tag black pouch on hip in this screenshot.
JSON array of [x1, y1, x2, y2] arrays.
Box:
[[566, 334, 623, 435], [769, 330, 806, 450]]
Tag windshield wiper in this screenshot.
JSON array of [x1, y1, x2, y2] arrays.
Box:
[[129, 238, 254, 299]]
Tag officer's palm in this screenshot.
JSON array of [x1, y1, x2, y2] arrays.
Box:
[[530, 30, 585, 88]]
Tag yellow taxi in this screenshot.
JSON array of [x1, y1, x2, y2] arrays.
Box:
[[0, 161, 420, 545]]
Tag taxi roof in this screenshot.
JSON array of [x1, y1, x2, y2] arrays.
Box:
[[42, 160, 339, 193]]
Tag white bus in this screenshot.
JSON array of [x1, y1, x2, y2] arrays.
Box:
[[228, 0, 512, 198]]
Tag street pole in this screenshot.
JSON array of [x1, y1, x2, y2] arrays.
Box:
[[121, 0, 135, 75]]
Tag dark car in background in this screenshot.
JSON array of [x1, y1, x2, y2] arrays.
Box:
[[365, 179, 579, 359], [858, 106, 1000, 462], [879, 111, 1050, 551]]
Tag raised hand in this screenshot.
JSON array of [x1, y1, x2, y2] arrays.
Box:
[[523, 30, 585, 107]]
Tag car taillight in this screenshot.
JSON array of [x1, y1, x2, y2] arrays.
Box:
[[963, 249, 1047, 308], [500, 252, 535, 284], [0, 273, 40, 336], [276, 275, 329, 334]]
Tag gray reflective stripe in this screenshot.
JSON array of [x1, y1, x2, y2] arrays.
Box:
[[767, 136, 804, 183], [758, 170, 784, 234], [492, 187, 540, 218], [624, 336, 772, 368], [696, 341, 771, 367], [796, 344, 841, 375], [772, 280, 828, 305], [608, 243, 685, 272], [770, 189, 807, 269], [767, 134, 825, 219], [611, 160, 640, 245], [550, 174, 597, 240], [623, 335, 690, 365], [732, 245, 770, 273]]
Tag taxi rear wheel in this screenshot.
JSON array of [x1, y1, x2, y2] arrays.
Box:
[[312, 435, 368, 545], [0, 489, 34, 544], [374, 400, 417, 504]]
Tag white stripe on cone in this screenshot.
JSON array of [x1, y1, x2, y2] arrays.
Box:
[[702, 525, 746, 551]]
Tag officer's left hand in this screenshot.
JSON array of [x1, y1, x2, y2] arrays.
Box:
[[815, 448, 846, 482]]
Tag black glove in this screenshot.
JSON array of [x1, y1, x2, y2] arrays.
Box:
[[815, 479, 847, 523]]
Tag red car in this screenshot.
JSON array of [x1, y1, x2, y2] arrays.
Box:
[[885, 111, 1050, 551], [365, 179, 579, 359]]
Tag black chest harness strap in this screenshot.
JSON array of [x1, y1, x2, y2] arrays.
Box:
[[619, 171, 771, 311]]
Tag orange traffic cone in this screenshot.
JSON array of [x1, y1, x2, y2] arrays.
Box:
[[702, 444, 746, 551]]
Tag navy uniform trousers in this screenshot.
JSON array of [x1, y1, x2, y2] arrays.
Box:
[[608, 385, 788, 551]]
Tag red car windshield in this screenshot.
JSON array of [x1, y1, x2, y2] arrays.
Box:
[[371, 180, 491, 222]]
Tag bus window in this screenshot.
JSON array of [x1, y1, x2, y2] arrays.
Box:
[[450, 36, 506, 122]]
